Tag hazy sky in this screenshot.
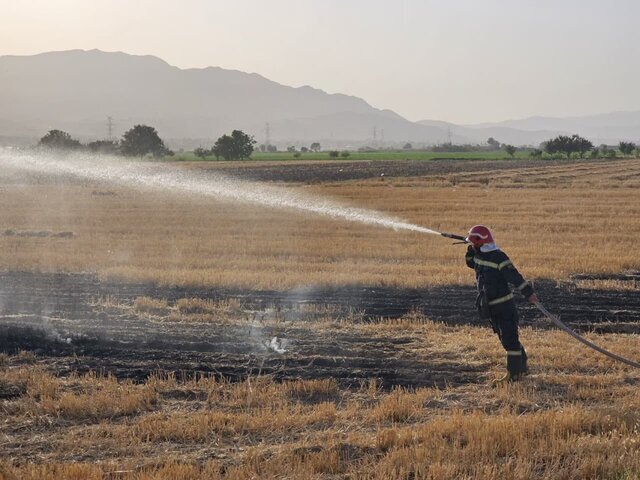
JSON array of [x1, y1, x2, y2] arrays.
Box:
[[2, 0, 639, 124]]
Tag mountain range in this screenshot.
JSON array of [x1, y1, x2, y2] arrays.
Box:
[[1, 49, 638, 149]]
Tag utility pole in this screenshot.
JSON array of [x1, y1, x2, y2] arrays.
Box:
[[373, 126, 378, 147]]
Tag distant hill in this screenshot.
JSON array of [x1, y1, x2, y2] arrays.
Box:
[[417, 119, 567, 146], [2, 50, 637, 149], [0, 49, 449, 148], [464, 111, 640, 145]]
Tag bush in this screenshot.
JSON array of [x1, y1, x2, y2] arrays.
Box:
[[340, 151, 350, 158], [121, 125, 170, 158], [38, 130, 82, 150], [87, 140, 119, 154], [544, 134, 593, 158], [193, 147, 209, 159], [293, 152, 301, 158], [328, 150, 339, 158], [211, 130, 256, 160], [504, 145, 516, 157], [619, 141, 636, 156]]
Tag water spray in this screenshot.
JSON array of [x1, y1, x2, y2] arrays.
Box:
[[0, 149, 441, 236]]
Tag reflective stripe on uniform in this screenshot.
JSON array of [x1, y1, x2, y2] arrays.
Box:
[[507, 350, 522, 356], [498, 260, 512, 270], [488, 293, 514, 305], [516, 281, 530, 291], [473, 258, 499, 269]]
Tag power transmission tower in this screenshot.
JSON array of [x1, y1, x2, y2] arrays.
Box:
[[107, 116, 114, 140], [265, 122, 271, 146]]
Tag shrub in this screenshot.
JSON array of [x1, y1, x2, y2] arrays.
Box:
[[619, 141, 636, 156], [38, 130, 82, 150], [193, 147, 209, 159], [504, 145, 516, 157]]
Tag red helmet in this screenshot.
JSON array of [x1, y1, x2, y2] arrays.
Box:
[[466, 225, 494, 247]]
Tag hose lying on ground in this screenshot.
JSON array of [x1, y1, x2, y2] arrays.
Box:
[[533, 301, 640, 369]]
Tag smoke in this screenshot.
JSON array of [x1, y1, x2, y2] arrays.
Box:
[[268, 336, 288, 354], [0, 149, 440, 235]]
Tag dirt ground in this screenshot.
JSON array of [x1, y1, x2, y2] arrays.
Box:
[[197, 157, 603, 183]]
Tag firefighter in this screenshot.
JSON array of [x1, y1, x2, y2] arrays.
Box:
[[465, 225, 538, 385]]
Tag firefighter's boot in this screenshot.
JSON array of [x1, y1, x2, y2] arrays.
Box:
[[521, 347, 529, 375], [492, 349, 525, 386], [507, 349, 524, 376]]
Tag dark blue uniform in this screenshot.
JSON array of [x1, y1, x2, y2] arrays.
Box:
[[465, 246, 534, 376]]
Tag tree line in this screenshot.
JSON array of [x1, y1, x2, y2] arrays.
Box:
[[485, 135, 638, 159], [39, 125, 639, 161], [38, 125, 173, 158], [538, 135, 637, 159], [39, 126, 259, 161]]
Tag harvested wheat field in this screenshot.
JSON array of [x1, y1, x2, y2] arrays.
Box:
[[1, 156, 640, 479], [0, 157, 639, 288]]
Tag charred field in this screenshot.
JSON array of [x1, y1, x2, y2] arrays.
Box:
[[0, 270, 639, 390], [1, 155, 640, 479]]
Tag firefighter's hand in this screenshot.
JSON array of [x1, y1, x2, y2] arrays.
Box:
[[527, 293, 539, 304], [466, 245, 476, 256]]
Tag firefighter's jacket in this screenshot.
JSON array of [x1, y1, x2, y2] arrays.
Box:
[[465, 247, 534, 306]]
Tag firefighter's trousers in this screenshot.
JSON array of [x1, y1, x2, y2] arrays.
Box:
[[489, 300, 527, 375]]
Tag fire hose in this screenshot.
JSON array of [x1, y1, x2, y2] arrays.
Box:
[[533, 301, 640, 369], [440, 231, 640, 369]]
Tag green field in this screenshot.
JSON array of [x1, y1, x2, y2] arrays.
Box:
[[171, 150, 530, 162]]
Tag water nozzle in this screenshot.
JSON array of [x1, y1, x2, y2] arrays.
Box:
[[440, 232, 468, 243]]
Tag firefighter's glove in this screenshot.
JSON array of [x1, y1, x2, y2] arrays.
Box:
[[465, 245, 476, 268], [527, 293, 539, 304]]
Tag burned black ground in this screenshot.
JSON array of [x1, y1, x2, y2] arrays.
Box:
[[212, 157, 600, 183], [1, 271, 638, 389]]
